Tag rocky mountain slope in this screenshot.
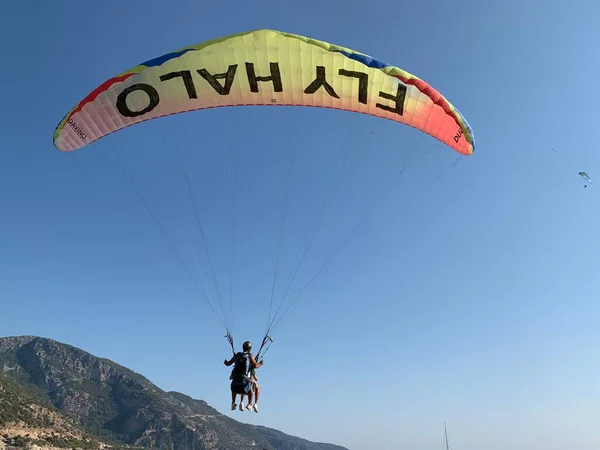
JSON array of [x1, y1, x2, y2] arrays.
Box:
[[0, 336, 347, 450], [0, 370, 114, 450]]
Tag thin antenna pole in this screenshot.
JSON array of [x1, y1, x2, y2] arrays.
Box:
[[444, 422, 450, 450]]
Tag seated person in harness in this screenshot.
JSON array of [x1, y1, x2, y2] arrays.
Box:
[[224, 341, 263, 412], [230, 364, 260, 412]]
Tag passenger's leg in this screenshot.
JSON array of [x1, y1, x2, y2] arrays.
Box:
[[251, 382, 260, 412]]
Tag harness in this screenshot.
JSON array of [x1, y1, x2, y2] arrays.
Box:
[[231, 351, 252, 382]]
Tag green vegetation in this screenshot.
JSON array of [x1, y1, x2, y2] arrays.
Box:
[[0, 372, 109, 450], [36, 434, 100, 449], [0, 372, 54, 427], [2, 433, 101, 450]]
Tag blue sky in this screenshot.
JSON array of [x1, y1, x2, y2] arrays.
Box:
[[2, 1, 600, 449]]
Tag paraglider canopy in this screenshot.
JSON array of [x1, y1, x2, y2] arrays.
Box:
[[579, 171, 591, 187], [53, 28, 474, 156], [52, 28, 475, 352]]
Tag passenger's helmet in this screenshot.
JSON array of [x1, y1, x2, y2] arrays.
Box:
[[242, 341, 252, 351]]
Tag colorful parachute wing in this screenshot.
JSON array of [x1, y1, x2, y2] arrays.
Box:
[[53, 29, 475, 155]]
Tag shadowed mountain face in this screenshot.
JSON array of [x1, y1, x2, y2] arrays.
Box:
[[0, 336, 348, 450]]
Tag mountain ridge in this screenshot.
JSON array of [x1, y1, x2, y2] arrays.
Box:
[[0, 335, 348, 450]]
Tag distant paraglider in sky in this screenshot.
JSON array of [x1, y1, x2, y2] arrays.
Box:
[[551, 149, 592, 190], [579, 171, 591, 188]]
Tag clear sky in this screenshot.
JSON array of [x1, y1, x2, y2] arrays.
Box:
[[2, 1, 599, 449]]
